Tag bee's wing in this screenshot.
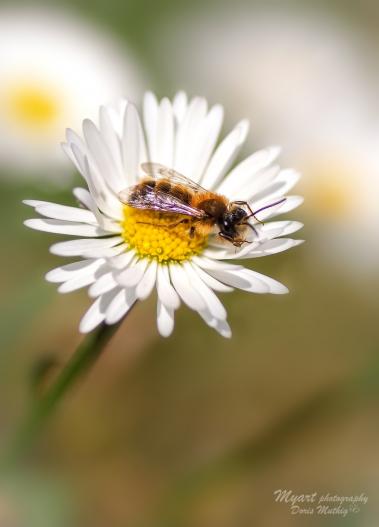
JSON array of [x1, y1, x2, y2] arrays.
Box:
[[141, 162, 208, 194], [118, 182, 206, 219]]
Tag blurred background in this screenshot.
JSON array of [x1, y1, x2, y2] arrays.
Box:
[[0, 0, 379, 525]]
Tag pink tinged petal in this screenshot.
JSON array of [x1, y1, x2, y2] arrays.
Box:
[[183, 262, 227, 320], [155, 98, 174, 167], [79, 290, 119, 333], [105, 287, 137, 325], [24, 219, 109, 237], [49, 236, 123, 257], [46, 259, 104, 283], [82, 119, 124, 194], [174, 97, 207, 177], [115, 258, 149, 287], [218, 146, 281, 196], [190, 263, 234, 293], [122, 103, 147, 186], [169, 264, 206, 311], [172, 91, 188, 125], [156, 265, 180, 310], [136, 260, 157, 300], [89, 271, 118, 298], [201, 119, 249, 190], [157, 300, 175, 337], [143, 91, 159, 161]]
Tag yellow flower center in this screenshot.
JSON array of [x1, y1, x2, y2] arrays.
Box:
[[4, 82, 61, 132], [121, 206, 207, 263]]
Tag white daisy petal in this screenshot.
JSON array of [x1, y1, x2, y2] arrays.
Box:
[[45, 259, 104, 283], [156, 265, 181, 310], [174, 96, 208, 177], [169, 263, 206, 311], [136, 259, 157, 300], [79, 289, 119, 333], [88, 271, 118, 297], [108, 250, 136, 269], [143, 91, 159, 161], [49, 236, 123, 256], [218, 146, 281, 196], [122, 102, 147, 185], [246, 238, 304, 258], [172, 91, 188, 124], [83, 118, 124, 193], [58, 269, 102, 294], [115, 257, 149, 287], [201, 119, 249, 190], [190, 103, 224, 183], [257, 195, 304, 221], [24, 219, 109, 237], [105, 287, 137, 325], [157, 300, 175, 337], [155, 97, 174, 166], [99, 105, 124, 182], [73, 187, 98, 213], [183, 262, 227, 320], [31, 203, 96, 224], [208, 268, 269, 293], [190, 262, 234, 293]]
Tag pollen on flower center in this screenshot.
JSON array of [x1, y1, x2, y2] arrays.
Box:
[[121, 206, 208, 263]]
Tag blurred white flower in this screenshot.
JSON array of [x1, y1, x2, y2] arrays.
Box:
[[156, 7, 379, 278], [0, 7, 145, 176], [24, 92, 303, 338]]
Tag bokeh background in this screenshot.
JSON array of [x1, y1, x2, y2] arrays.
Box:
[[1, 0, 379, 526]]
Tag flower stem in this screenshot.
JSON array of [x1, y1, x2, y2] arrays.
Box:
[[1, 316, 128, 471]]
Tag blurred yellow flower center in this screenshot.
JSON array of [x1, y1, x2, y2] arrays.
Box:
[[304, 160, 355, 220], [6, 84, 60, 130], [121, 206, 207, 263]]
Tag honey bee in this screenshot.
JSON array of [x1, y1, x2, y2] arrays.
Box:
[[118, 162, 286, 247]]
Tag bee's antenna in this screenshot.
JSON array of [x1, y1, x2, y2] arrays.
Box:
[[251, 197, 286, 217]]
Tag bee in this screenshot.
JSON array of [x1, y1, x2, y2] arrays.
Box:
[[118, 162, 285, 247]]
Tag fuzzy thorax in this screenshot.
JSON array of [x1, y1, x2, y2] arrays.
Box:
[[121, 206, 208, 263]]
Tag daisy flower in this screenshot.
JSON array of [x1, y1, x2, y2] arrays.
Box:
[[0, 7, 144, 175], [24, 92, 303, 338]]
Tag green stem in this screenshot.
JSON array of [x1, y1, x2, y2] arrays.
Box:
[[1, 315, 128, 471]]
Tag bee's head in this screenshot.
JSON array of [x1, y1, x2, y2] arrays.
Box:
[[218, 206, 247, 239]]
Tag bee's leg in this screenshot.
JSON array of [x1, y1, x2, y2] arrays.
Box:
[[189, 225, 196, 238], [166, 218, 190, 229]]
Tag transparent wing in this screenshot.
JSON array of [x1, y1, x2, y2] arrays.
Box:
[[118, 182, 206, 218], [141, 162, 208, 194]]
